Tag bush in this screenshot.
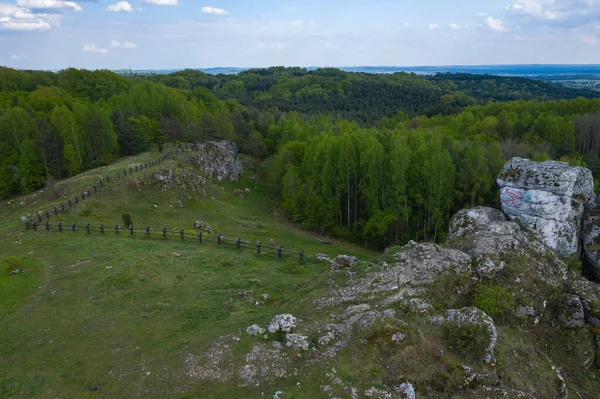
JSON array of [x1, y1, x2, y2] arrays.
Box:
[[473, 284, 515, 321], [443, 322, 489, 358], [567, 255, 582, 273], [122, 213, 133, 228]]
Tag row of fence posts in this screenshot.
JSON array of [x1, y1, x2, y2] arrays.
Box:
[[32, 144, 193, 224], [25, 221, 304, 262]]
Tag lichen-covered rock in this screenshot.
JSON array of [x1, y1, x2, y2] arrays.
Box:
[[193, 220, 212, 233], [561, 294, 585, 329], [315, 253, 332, 263], [285, 333, 309, 350], [400, 298, 433, 314], [394, 383, 416, 399], [565, 271, 600, 326], [247, 324, 266, 335], [583, 210, 600, 279], [445, 307, 497, 364], [364, 387, 393, 398], [316, 243, 471, 308], [330, 255, 359, 271], [449, 207, 506, 239], [193, 141, 243, 182], [268, 314, 297, 333], [497, 157, 595, 256]]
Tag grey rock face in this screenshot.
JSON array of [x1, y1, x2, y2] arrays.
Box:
[[445, 307, 497, 364], [400, 298, 433, 314], [268, 314, 297, 333], [315, 243, 472, 308], [330, 255, 359, 271], [448, 207, 506, 239], [285, 333, 309, 350], [497, 157, 595, 256], [583, 210, 600, 279], [193, 141, 243, 182]]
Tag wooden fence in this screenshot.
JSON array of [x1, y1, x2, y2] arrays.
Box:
[[29, 145, 192, 224], [24, 221, 305, 262]]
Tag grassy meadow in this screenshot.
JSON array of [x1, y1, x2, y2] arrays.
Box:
[[0, 145, 378, 398]]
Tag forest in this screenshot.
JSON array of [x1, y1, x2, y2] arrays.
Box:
[[3, 65, 600, 249]]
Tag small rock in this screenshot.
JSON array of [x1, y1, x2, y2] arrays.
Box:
[[285, 333, 309, 350], [315, 253, 332, 263], [247, 324, 266, 335], [364, 387, 393, 398], [391, 333, 406, 343], [268, 314, 297, 333], [330, 255, 359, 271], [394, 383, 416, 399]]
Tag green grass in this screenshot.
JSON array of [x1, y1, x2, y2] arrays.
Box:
[[0, 145, 378, 398]]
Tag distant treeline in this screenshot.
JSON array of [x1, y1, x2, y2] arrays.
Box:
[[3, 66, 600, 249]]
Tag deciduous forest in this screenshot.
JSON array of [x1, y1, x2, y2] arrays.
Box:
[[3, 66, 600, 249]]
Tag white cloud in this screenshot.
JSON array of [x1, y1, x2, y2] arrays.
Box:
[[83, 44, 108, 54], [483, 15, 509, 32], [428, 23, 438, 30], [16, 0, 82, 12], [10, 53, 27, 60], [202, 6, 227, 15], [582, 35, 598, 45], [143, 0, 178, 5], [0, 4, 54, 31], [505, 0, 600, 28], [107, 1, 132, 12], [111, 39, 136, 48], [449, 23, 461, 29]]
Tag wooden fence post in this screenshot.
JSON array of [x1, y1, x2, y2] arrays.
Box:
[[32, 221, 37, 231], [180, 229, 184, 240], [25, 220, 30, 230], [146, 226, 150, 236], [45, 210, 50, 219], [129, 224, 134, 236], [53, 206, 58, 215], [299, 250, 304, 263], [58, 222, 62, 232], [100, 224, 104, 234], [162, 226, 167, 238], [86, 223, 90, 234], [257, 241, 261, 254], [198, 231, 202, 242], [75, 195, 79, 203], [72, 223, 76, 232], [117, 172, 120, 179], [107, 175, 110, 182], [68, 199, 72, 207], [45, 221, 49, 231], [277, 245, 282, 258], [115, 224, 119, 235], [217, 234, 222, 246], [236, 237, 241, 249]]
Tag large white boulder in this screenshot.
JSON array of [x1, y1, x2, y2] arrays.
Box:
[[497, 157, 595, 256]]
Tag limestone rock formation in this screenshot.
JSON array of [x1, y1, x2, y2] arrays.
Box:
[[330, 254, 359, 271], [583, 210, 600, 279], [193, 141, 243, 182], [448, 206, 506, 239], [497, 157, 595, 256]]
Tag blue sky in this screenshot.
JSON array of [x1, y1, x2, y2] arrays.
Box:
[[1, 0, 600, 69]]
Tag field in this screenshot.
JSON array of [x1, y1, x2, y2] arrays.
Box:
[[0, 145, 378, 398]]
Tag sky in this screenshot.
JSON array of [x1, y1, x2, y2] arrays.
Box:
[[1, 0, 600, 70]]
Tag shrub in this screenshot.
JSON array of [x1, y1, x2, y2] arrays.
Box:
[[473, 284, 515, 321], [122, 213, 133, 228], [443, 322, 489, 358], [567, 255, 582, 273]]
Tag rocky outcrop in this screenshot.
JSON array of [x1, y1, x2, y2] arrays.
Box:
[[449, 206, 506, 239], [583, 210, 600, 279], [497, 157, 595, 256], [315, 242, 472, 308], [193, 141, 243, 181]]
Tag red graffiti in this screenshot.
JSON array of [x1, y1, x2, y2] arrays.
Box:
[[504, 188, 523, 208]]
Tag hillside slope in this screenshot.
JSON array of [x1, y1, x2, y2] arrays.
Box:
[[0, 144, 375, 398]]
